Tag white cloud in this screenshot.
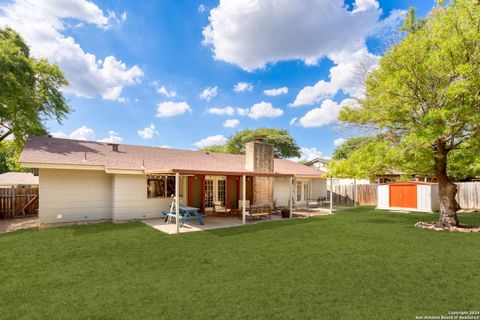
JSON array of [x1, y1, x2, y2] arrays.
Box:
[[247, 102, 283, 119], [198, 4, 207, 13], [199, 86, 219, 101], [0, 0, 143, 102], [51, 125, 94, 140], [203, 0, 402, 71], [334, 138, 346, 146], [156, 101, 192, 118], [223, 119, 240, 128], [234, 82, 253, 92], [157, 86, 177, 98], [159, 145, 172, 148], [49, 131, 69, 139], [299, 147, 324, 161], [292, 48, 379, 106], [207, 106, 235, 116], [264, 87, 288, 96], [137, 124, 159, 139], [236, 108, 249, 116], [299, 99, 344, 128], [289, 117, 297, 126], [193, 135, 228, 148], [98, 130, 122, 143], [69, 126, 95, 140]]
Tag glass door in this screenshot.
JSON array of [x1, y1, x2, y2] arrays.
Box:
[[205, 176, 227, 210]]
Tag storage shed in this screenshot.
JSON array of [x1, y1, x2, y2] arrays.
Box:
[[377, 181, 439, 213]]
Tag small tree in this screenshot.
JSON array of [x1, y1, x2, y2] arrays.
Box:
[[0, 27, 70, 143], [336, 0, 480, 228]]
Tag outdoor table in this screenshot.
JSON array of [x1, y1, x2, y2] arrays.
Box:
[[166, 206, 205, 227]]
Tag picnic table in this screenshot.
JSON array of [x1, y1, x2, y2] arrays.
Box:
[[163, 206, 205, 227]]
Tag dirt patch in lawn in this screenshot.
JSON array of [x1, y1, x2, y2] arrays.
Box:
[[0, 217, 39, 234]]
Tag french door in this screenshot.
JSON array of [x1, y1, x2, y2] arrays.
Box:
[[205, 176, 227, 209], [296, 180, 310, 203]]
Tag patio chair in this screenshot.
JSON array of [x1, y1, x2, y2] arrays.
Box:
[[212, 201, 231, 217]]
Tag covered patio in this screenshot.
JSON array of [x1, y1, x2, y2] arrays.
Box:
[[142, 205, 345, 234]]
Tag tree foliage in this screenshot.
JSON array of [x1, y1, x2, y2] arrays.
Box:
[[0, 140, 25, 173], [198, 128, 301, 159], [332, 136, 371, 160], [0, 27, 70, 143], [333, 0, 480, 227]]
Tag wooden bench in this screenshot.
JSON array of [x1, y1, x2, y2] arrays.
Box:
[[245, 204, 272, 222]]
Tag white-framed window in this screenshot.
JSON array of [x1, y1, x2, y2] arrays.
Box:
[[147, 175, 183, 198]]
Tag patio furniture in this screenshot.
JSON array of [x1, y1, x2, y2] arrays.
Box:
[[212, 201, 231, 217], [245, 204, 272, 222], [165, 206, 206, 227], [307, 197, 320, 208]]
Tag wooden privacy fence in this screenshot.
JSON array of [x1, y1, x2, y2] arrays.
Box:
[[0, 187, 39, 219], [327, 184, 378, 205], [456, 182, 480, 210], [328, 182, 480, 209]]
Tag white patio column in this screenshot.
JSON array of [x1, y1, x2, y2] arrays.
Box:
[[175, 172, 180, 234], [329, 176, 333, 213], [242, 175, 246, 225], [289, 177, 293, 218]]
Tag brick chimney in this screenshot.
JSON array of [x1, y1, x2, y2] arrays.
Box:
[[245, 138, 274, 205]]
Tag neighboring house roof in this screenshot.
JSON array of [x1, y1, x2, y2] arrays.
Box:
[[20, 136, 322, 178], [0, 172, 39, 186], [304, 157, 330, 167]]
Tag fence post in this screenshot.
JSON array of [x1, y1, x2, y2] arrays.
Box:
[[12, 186, 16, 218]]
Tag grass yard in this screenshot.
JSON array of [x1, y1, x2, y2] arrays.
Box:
[[1, 207, 480, 319]]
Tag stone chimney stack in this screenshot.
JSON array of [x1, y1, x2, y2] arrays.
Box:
[[245, 138, 274, 205]]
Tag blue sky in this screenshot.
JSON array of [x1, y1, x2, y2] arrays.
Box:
[[0, 0, 434, 159]]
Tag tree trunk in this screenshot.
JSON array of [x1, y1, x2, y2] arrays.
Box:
[[434, 141, 460, 228]]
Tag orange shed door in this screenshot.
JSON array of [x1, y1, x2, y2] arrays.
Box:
[[389, 184, 417, 208]]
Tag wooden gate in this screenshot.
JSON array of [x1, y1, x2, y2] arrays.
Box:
[[0, 187, 39, 219]]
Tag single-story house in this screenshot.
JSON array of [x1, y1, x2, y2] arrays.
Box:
[[0, 172, 39, 187], [19, 136, 326, 225]]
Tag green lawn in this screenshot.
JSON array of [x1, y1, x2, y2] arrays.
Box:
[[1, 207, 479, 319]]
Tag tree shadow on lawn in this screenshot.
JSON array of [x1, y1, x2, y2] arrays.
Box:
[[205, 216, 320, 237]]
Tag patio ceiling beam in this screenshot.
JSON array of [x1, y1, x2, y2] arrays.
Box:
[[171, 169, 292, 178]]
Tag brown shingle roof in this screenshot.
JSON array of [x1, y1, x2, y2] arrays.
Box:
[[20, 136, 322, 177]]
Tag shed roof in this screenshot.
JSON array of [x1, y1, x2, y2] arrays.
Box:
[[20, 136, 323, 178], [0, 172, 39, 186]]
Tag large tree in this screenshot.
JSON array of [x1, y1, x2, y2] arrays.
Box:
[[335, 0, 480, 228], [199, 128, 301, 158], [0, 27, 69, 143]]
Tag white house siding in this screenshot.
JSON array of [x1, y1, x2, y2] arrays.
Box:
[[38, 169, 113, 224], [274, 177, 290, 207], [112, 174, 186, 221], [377, 185, 389, 209]]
